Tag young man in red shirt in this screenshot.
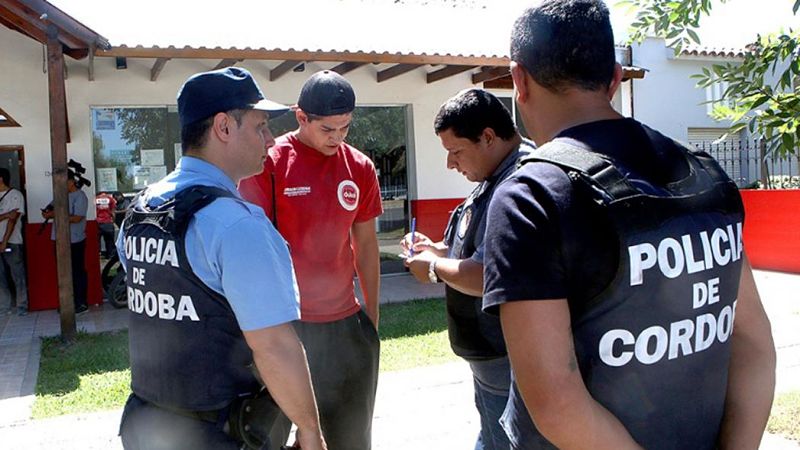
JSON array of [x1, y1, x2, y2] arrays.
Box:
[[95, 190, 117, 258], [240, 70, 382, 450]]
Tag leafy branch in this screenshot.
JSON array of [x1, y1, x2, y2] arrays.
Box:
[[621, 0, 800, 157]]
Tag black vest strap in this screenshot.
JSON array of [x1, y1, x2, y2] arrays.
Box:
[[519, 138, 640, 204], [520, 134, 742, 221], [125, 186, 234, 237]]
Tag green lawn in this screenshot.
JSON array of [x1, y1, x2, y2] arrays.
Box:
[[33, 331, 131, 419], [33, 298, 454, 418], [378, 298, 457, 372]]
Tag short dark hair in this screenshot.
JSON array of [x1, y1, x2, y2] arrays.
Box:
[[0, 168, 9, 186], [511, 0, 616, 93], [303, 112, 325, 122], [433, 89, 517, 142], [180, 109, 247, 153]]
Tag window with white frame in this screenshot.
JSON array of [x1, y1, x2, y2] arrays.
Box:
[[704, 77, 732, 116], [91, 106, 180, 194]]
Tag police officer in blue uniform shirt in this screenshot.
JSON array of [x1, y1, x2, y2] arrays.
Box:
[[483, 1, 776, 449], [116, 67, 326, 450], [401, 88, 533, 450]]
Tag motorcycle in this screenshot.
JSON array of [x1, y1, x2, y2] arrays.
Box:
[[101, 253, 127, 309]]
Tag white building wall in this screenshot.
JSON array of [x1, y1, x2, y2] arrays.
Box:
[[1, 25, 54, 217], [3, 26, 492, 222], [7, 25, 659, 221], [631, 37, 734, 143]]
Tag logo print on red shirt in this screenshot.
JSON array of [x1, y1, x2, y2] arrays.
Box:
[[337, 180, 359, 211]]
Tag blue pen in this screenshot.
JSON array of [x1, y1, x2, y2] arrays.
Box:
[[409, 217, 417, 257]]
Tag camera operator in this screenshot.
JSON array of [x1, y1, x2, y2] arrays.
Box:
[[42, 170, 89, 315]]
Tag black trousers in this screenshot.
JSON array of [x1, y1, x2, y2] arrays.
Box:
[[271, 309, 380, 450], [119, 394, 240, 450], [71, 240, 88, 309], [98, 222, 116, 258]]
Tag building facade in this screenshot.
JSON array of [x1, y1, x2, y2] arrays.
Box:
[[7, 1, 792, 309]]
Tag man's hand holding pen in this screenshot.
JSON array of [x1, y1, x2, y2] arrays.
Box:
[[399, 230, 447, 284]]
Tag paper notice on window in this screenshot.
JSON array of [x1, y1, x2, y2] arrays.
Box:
[[96, 168, 118, 192], [94, 109, 116, 131], [140, 149, 165, 167]]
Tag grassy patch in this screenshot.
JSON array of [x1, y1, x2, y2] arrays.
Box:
[[767, 390, 800, 441], [379, 298, 457, 372], [33, 298, 455, 417], [32, 331, 130, 419]]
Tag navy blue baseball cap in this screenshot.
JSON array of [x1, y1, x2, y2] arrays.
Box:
[[297, 70, 356, 116], [177, 67, 289, 127]]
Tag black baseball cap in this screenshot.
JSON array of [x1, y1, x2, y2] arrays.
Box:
[[297, 70, 356, 116], [177, 67, 289, 127]]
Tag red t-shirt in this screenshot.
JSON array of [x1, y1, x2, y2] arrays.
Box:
[[95, 192, 117, 224], [239, 133, 383, 323]]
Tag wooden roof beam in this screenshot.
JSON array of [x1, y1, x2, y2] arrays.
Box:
[[426, 65, 476, 84], [0, 4, 47, 42], [213, 59, 241, 70], [0, 107, 21, 127], [0, 1, 88, 51], [472, 66, 510, 84], [88, 44, 94, 81], [150, 57, 170, 82], [484, 65, 648, 89], [270, 60, 303, 81], [330, 61, 367, 75], [25, 0, 110, 50], [98, 47, 510, 67], [377, 63, 420, 83], [622, 67, 647, 80]]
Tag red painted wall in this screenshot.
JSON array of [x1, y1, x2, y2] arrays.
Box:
[[741, 190, 800, 273], [24, 221, 104, 311], [17, 191, 788, 310], [410, 198, 464, 242], [412, 191, 800, 274]]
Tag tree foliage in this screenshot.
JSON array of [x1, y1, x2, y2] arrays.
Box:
[[268, 106, 407, 156], [116, 108, 168, 156], [622, 0, 800, 157]]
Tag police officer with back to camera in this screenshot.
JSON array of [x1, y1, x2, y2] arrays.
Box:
[[117, 67, 326, 450], [482, 0, 777, 449], [400, 88, 533, 450]]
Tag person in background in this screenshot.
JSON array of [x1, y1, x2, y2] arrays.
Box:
[[401, 88, 533, 450], [240, 70, 382, 450], [43, 172, 89, 315], [95, 190, 117, 258], [0, 167, 28, 316], [482, 1, 777, 448], [112, 191, 130, 229]]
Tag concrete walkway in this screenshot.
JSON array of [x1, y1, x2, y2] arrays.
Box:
[[0, 271, 797, 449]]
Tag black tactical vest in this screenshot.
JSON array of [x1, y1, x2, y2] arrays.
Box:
[[122, 186, 260, 411], [519, 132, 744, 449], [444, 141, 534, 360]]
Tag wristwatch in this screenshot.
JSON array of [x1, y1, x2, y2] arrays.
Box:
[[428, 258, 440, 283]]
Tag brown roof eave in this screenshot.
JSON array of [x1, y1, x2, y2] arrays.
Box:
[[97, 46, 511, 67], [1, 0, 110, 59]]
